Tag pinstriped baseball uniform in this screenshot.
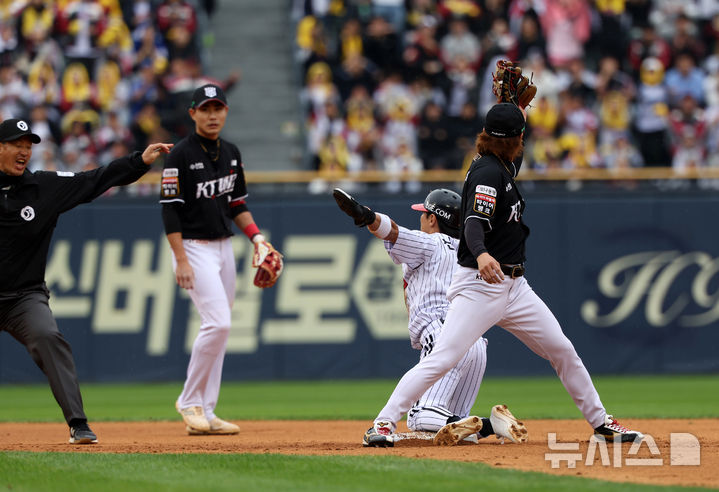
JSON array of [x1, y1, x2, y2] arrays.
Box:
[[385, 225, 487, 432]]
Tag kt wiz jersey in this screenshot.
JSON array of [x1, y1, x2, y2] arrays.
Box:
[[457, 153, 530, 267], [159, 133, 248, 239]]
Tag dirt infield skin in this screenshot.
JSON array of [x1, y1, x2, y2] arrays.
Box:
[[1, 419, 717, 489]]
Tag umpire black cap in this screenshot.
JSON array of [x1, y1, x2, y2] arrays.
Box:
[[189, 84, 228, 109], [0, 119, 41, 143], [411, 188, 461, 233]]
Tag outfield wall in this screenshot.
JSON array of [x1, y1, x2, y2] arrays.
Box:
[[2, 190, 718, 382]]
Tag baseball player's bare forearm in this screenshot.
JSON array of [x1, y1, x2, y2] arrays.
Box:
[[233, 210, 257, 233], [166, 232, 194, 289]]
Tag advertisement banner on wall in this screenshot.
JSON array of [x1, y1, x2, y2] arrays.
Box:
[[1, 192, 718, 382]]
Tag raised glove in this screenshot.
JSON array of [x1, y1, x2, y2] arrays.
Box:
[[491, 59, 537, 109], [252, 237, 283, 288], [332, 188, 376, 227]]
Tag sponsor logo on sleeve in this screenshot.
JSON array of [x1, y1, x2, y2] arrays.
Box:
[[473, 185, 497, 216], [161, 168, 180, 197], [56, 171, 75, 177]]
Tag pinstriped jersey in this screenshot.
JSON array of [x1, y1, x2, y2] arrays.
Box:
[[384, 226, 459, 350], [158, 133, 248, 239]]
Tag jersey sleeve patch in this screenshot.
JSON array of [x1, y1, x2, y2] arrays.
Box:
[[473, 185, 497, 217], [160, 168, 179, 198]]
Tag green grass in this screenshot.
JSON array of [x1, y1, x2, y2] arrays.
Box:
[[0, 374, 717, 422], [0, 452, 714, 492], [1, 375, 717, 491]]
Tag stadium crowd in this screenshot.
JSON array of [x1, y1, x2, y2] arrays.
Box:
[[293, 0, 719, 190], [0, 0, 238, 189]]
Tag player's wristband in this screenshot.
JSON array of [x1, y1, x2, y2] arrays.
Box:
[[372, 213, 392, 239], [243, 223, 261, 241]]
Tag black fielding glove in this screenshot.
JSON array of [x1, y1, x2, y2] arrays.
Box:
[[332, 188, 376, 227]]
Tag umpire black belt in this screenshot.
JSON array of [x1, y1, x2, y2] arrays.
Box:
[[500, 264, 525, 278]]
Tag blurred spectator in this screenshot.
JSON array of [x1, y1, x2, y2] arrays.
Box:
[[595, 55, 636, 101], [664, 51, 706, 107], [668, 94, 706, 155], [443, 54, 478, 117], [516, 12, 546, 63], [0, 64, 28, 116], [539, 0, 591, 69], [440, 17, 481, 71], [481, 16, 518, 62], [669, 13, 706, 62], [59, 62, 95, 112], [60, 119, 98, 172], [449, 100, 481, 167], [57, 0, 107, 74], [601, 134, 643, 170], [383, 139, 423, 193], [156, 0, 199, 61], [363, 15, 400, 75], [333, 53, 377, 102], [345, 85, 380, 169], [402, 16, 444, 84], [307, 99, 347, 169], [371, 0, 406, 35], [590, 0, 631, 61], [598, 90, 632, 149], [627, 23, 672, 78], [417, 100, 452, 169], [556, 58, 597, 107], [633, 57, 672, 166]]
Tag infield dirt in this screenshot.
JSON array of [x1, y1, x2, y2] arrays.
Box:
[[1, 419, 716, 489]]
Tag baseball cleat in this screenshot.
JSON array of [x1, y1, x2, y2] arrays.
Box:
[[69, 422, 98, 444], [490, 404, 528, 443], [176, 401, 210, 431], [433, 416, 483, 446], [363, 421, 395, 447], [593, 415, 643, 442], [187, 417, 240, 435]]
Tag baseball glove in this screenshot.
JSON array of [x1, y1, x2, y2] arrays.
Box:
[[491, 59, 537, 109], [252, 240, 283, 288], [332, 188, 376, 227]]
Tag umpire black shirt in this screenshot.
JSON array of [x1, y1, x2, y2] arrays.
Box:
[[0, 152, 148, 293], [457, 153, 530, 268]]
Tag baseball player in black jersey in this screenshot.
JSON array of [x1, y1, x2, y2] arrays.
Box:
[[366, 103, 644, 443], [334, 188, 528, 447], [0, 117, 172, 444], [160, 84, 282, 435]]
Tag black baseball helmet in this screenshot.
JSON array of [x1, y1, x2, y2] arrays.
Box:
[[411, 188, 461, 234]]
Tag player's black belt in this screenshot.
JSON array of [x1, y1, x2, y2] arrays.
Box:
[[500, 264, 525, 278]]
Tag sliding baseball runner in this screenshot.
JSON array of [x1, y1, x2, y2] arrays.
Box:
[[333, 188, 528, 446]]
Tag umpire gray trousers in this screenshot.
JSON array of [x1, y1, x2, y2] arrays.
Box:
[[0, 289, 87, 424]]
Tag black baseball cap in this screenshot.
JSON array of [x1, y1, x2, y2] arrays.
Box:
[[484, 103, 525, 138], [189, 84, 228, 109], [0, 118, 41, 143]]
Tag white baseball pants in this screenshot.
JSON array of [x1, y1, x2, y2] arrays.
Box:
[[407, 336, 487, 432], [377, 266, 607, 430], [174, 238, 235, 421]]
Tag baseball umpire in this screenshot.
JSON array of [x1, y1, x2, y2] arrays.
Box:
[[160, 84, 283, 435], [334, 188, 528, 447], [364, 103, 644, 444], [0, 117, 172, 444]]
